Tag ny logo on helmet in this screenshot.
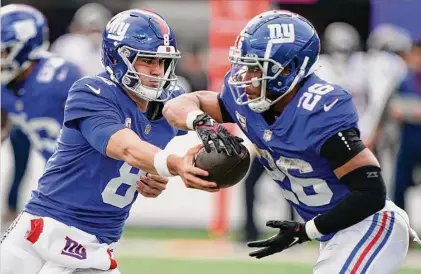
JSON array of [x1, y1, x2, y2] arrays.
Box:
[[106, 15, 130, 41], [267, 23, 295, 43]]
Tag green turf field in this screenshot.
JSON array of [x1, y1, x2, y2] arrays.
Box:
[[117, 256, 420, 274], [118, 227, 421, 274]]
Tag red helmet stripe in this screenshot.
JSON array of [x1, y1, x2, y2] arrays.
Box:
[[138, 9, 170, 36]]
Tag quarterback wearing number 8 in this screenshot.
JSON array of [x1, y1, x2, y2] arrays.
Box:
[[0, 9, 218, 274], [163, 10, 420, 273]]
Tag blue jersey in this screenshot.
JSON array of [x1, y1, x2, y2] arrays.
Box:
[[25, 72, 186, 244], [220, 73, 359, 241], [1, 56, 82, 160]]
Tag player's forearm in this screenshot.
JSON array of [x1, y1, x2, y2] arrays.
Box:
[[306, 166, 386, 239], [163, 91, 225, 130], [123, 141, 180, 175], [106, 129, 180, 176], [163, 93, 202, 130], [308, 131, 386, 239]]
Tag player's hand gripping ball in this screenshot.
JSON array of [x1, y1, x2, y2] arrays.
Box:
[[194, 140, 251, 188]]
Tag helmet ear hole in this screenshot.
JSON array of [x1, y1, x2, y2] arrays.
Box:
[[280, 65, 292, 77], [108, 54, 117, 65], [280, 57, 299, 77]]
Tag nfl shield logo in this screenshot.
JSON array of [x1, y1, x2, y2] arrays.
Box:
[[263, 129, 272, 142], [144, 124, 151, 135], [235, 111, 247, 132], [125, 118, 131, 129]]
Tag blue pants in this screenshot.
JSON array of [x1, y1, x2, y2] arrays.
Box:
[[7, 127, 31, 211]]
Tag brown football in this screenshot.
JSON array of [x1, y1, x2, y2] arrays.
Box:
[[194, 142, 251, 188]]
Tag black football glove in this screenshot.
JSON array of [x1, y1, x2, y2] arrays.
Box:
[[192, 113, 243, 156], [247, 220, 310, 259]]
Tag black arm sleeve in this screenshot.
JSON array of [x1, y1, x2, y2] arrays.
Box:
[[314, 128, 386, 235], [314, 165, 386, 235], [217, 94, 235, 123], [320, 127, 365, 169]]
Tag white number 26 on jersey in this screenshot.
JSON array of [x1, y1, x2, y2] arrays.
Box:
[[298, 83, 334, 111], [256, 148, 333, 207], [102, 162, 146, 208]]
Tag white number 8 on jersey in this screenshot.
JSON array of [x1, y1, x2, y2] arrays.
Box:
[[102, 162, 146, 208]]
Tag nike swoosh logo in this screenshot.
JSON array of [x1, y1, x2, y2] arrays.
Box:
[[323, 98, 339, 112], [86, 84, 100, 95], [288, 237, 300, 247]]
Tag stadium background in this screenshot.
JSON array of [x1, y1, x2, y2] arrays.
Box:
[[1, 0, 421, 273]]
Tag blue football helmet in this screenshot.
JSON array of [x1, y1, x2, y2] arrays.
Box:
[[101, 9, 181, 101], [228, 10, 320, 113], [1, 4, 49, 85]]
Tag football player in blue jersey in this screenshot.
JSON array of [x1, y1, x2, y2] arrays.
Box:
[[0, 9, 219, 274], [1, 4, 83, 227], [163, 10, 420, 273]]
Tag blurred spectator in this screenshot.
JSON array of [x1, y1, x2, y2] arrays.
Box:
[[239, 155, 295, 242], [317, 22, 363, 90], [241, 157, 265, 242], [176, 44, 208, 92], [390, 41, 421, 211], [50, 3, 112, 75], [317, 23, 412, 154], [362, 24, 412, 151], [317, 22, 373, 141]]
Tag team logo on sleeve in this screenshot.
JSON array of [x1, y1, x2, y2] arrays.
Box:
[[323, 98, 339, 112], [15, 100, 24, 111], [125, 118, 132, 129], [235, 111, 247, 132], [86, 84, 101, 95], [144, 124, 151, 135]]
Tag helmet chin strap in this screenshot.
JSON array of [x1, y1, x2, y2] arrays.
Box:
[[248, 56, 310, 113], [248, 97, 272, 113], [132, 82, 163, 101], [248, 73, 270, 113]]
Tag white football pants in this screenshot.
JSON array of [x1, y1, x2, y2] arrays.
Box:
[[0, 212, 121, 274]]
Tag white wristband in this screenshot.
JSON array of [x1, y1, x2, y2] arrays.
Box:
[[305, 219, 324, 240], [153, 150, 174, 177], [186, 110, 204, 130]]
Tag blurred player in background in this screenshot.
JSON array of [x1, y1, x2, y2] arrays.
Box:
[[316, 22, 368, 138], [240, 156, 265, 242], [0, 9, 220, 274], [362, 24, 412, 151], [1, 4, 83, 228], [51, 2, 113, 75], [389, 41, 421, 212], [317, 22, 363, 92], [163, 10, 420, 273]]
